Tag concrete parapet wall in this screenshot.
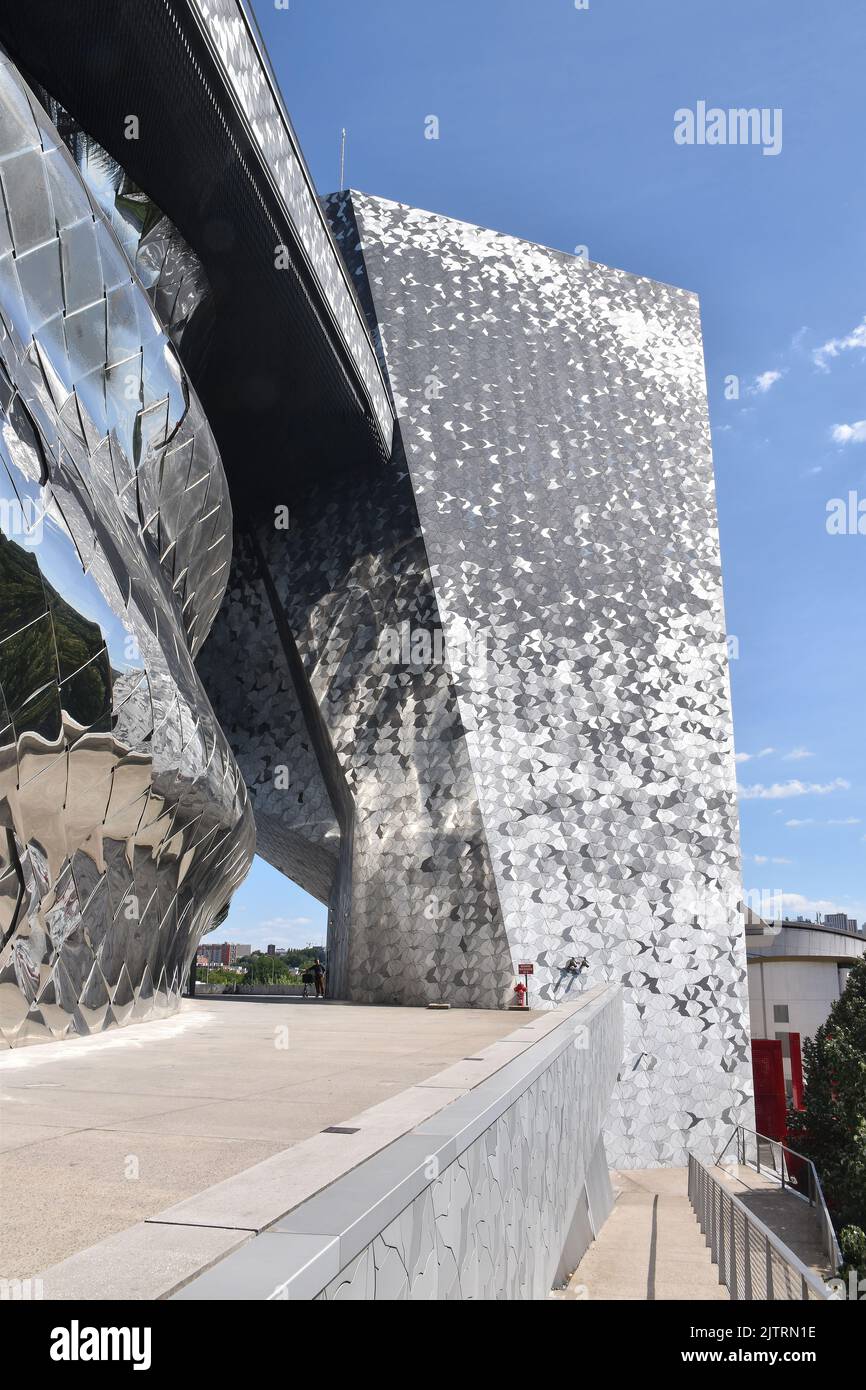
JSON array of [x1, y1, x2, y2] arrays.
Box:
[[176, 984, 623, 1300]]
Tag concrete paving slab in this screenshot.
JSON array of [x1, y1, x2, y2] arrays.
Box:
[[0, 1085, 221, 1130], [1, 1127, 278, 1278], [0, 1120, 80, 1154], [37, 1222, 251, 1301]]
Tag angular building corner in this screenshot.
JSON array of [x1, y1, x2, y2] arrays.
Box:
[[320, 190, 753, 1165]]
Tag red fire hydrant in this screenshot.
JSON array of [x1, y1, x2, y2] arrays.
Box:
[[512, 980, 527, 1008]]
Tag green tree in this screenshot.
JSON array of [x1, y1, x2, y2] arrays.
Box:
[[195, 967, 240, 986], [787, 954, 866, 1271], [237, 953, 298, 986]]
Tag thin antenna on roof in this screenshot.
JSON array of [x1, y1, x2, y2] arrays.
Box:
[[339, 128, 347, 190]]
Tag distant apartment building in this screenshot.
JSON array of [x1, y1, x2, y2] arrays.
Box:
[[199, 942, 251, 967], [823, 912, 858, 934]]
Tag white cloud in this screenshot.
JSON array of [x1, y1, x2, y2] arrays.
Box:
[[784, 816, 860, 828], [751, 370, 783, 394], [229, 913, 326, 952], [739, 748, 816, 765], [735, 748, 775, 764], [260, 916, 313, 929], [750, 890, 866, 926], [813, 315, 866, 371], [739, 778, 849, 800], [831, 420, 866, 445], [772, 892, 849, 916]]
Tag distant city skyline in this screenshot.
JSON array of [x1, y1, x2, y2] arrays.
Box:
[[222, 854, 327, 952]]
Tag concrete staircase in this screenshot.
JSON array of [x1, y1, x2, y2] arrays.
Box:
[[554, 1167, 729, 1301]]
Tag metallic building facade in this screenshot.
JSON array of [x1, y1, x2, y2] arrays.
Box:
[[0, 2, 751, 1163], [0, 54, 253, 1047], [323, 193, 751, 1164]]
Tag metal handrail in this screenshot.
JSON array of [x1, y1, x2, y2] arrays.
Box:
[[716, 1124, 842, 1273], [688, 1155, 833, 1300]]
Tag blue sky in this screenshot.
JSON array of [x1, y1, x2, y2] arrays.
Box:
[[229, 0, 865, 947]]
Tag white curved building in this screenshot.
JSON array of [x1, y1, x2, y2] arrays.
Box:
[[748, 917, 865, 1046]]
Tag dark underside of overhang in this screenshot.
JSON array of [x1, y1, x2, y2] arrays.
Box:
[[0, 0, 391, 513]]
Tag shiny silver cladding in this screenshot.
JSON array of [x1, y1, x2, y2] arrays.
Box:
[[323, 191, 751, 1167], [0, 56, 253, 1047]]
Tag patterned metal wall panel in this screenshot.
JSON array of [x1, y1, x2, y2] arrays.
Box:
[[202, 445, 516, 1009], [198, 526, 341, 906], [186, 0, 394, 452], [325, 191, 751, 1166], [0, 57, 253, 1047], [261, 450, 517, 1009]]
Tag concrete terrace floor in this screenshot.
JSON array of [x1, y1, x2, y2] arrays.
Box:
[[0, 997, 535, 1279]]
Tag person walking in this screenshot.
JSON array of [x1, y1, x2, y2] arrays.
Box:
[[312, 958, 326, 999]]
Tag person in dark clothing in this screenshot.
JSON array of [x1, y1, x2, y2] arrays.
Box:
[[565, 956, 589, 977], [312, 958, 326, 998]]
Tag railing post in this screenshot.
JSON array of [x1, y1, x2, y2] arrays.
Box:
[[728, 1198, 737, 1299], [718, 1188, 727, 1288], [765, 1233, 774, 1299], [743, 1216, 753, 1299], [708, 1173, 717, 1251]]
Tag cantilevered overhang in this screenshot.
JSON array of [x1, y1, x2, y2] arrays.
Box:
[[0, 0, 394, 503]]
